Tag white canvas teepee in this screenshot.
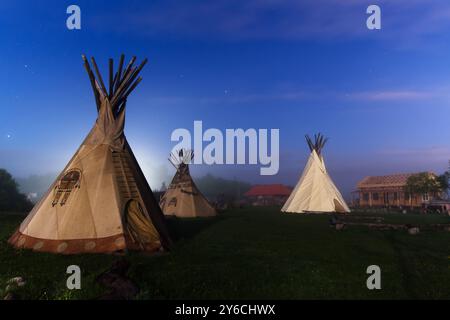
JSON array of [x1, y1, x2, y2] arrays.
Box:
[[282, 134, 350, 214], [160, 150, 216, 218], [9, 55, 172, 254]]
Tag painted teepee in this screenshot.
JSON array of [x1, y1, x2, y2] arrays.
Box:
[[282, 133, 350, 214], [160, 149, 216, 218], [9, 55, 172, 254]]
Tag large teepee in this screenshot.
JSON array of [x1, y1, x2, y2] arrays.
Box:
[[160, 150, 216, 218], [9, 55, 172, 254], [282, 133, 350, 214]]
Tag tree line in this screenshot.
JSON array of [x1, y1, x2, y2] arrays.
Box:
[[0, 169, 33, 213]]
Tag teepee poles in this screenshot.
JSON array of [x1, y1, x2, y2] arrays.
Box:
[[114, 54, 125, 93], [168, 149, 194, 168], [90, 57, 108, 97], [108, 58, 114, 99], [305, 133, 328, 156], [81, 54, 147, 117], [82, 55, 100, 109]]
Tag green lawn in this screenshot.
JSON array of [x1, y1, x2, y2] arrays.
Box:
[[1, 208, 450, 299]]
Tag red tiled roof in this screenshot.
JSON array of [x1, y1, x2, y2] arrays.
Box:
[[357, 172, 433, 188], [244, 184, 292, 197]]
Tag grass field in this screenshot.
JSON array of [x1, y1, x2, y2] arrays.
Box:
[[1, 208, 450, 300]]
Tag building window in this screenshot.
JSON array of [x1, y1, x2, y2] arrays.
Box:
[[363, 193, 369, 201], [404, 192, 410, 201], [422, 193, 429, 202], [372, 193, 379, 201], [393, 192, 398, 201]]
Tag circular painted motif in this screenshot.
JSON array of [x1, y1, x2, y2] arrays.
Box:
[[17, 237, 26, 246], [85, 241, 96, 250], [115, 237, 125, 248], [33, 241, 44, 250], [57, 242, 68, 253]]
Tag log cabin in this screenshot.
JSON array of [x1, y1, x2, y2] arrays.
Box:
[[355, 173, 438, 208]]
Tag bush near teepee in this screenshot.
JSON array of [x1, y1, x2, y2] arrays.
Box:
[[0, 169, 33, 213]]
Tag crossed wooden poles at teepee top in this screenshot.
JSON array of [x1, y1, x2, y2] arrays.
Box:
[[305, 133, 328, 157], [82, 54, 147, 116], [169, 149, 194, 169]]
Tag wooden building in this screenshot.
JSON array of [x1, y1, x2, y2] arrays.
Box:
[[354, 173, 437, 208], [244, 184, 292, 206]]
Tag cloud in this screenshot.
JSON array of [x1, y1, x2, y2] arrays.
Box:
[[345, 90, 434, 102], [89, 0, 450, 43], [378, 146, 450, 161], [144, 85, 450, 108], [141, 91, 310, 108]]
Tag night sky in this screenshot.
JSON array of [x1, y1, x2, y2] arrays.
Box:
[[1, 1, 450, 197]]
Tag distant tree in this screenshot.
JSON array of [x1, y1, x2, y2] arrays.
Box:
[[0, 168, 33, 212], [195, 174, 252, 203], [437, 171, 449, 198], [404, 172, 443, 205]]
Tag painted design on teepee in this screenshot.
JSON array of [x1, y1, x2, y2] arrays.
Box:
[[51, 169, 81, 207], [168, 197, 177, 207], [282, 133, 350, 214], [8, 54, 172, 254], [160, 149, 217, 218]]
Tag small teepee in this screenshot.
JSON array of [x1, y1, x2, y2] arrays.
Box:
[[9, 55, 172, 254], [160, 149, 216, 218], [282, 133, 350, 214]]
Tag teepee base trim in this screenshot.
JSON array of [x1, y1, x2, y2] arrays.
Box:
[[281, 210, 348, 214], [8, 230, 162, 254]]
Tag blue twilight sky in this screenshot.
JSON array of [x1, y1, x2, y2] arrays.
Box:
[[0, 0, 450, 197]]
